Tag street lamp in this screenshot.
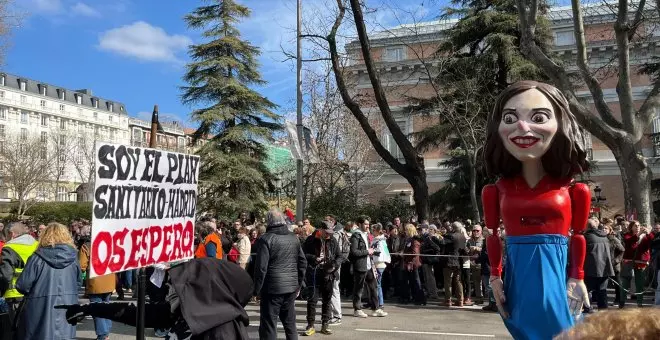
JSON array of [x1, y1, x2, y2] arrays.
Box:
[[591, 185, 607, 219], [274, 177, 282, 208]]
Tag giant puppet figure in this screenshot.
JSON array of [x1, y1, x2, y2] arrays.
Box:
[[481, 81, 591, 340]]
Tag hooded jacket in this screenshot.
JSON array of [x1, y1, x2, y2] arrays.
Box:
[[16, 244, 81, 340]]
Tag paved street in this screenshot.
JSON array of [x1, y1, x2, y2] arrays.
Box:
[[75, 286, 657, 339], [75, 298, 511, 340]]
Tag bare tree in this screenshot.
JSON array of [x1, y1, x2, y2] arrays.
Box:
[[294, 0, 432, 219], [71, 131, 97, 201], [0, 131, 52, 217], [517, 0, 660, 225], [46, 129, 76, 201], [302, 62, 382, 204]]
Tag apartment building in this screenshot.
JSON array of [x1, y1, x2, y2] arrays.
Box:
[[345, 2, 660, 216], [0, 72, 130, 201], [129, 117, 188, 153]]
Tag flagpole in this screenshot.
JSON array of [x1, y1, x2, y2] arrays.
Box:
[[295, 0, 304, 221], [136, 104, 159, 339]]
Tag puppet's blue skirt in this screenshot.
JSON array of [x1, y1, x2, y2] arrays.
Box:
[[502, 234, 574, 340]]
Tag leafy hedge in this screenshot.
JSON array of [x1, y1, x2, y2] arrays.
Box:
[[13, 202, 93, 225]]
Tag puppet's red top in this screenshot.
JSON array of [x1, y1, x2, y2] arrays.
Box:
[[482, 175, 591, 280]]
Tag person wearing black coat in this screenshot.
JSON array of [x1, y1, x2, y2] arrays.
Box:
[[584, 218, 615, 310], [254, 209, 307, 340], [56, 257, 253, 340], [420, 226, 443, 300], [301, 221, 341, 335], [385, 225, 403, 298], [478, 236, 497, 311], [349, 216, 379, 318]]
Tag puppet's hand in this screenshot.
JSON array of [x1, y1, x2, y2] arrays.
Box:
[[566, 278, 590, 317], [489, 276, 509, 319]]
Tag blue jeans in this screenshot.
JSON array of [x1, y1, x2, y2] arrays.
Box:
[[482, 275, 495, 304], [89, 293, 112, 339], [122, 270, 135, 289], [376, 268, 385, 308]]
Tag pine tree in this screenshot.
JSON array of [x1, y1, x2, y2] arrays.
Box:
[[415, 0, 553, 220], [182, 0, 280, 218]]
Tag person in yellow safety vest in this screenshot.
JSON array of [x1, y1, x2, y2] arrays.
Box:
[[0, 221, 39, 339]]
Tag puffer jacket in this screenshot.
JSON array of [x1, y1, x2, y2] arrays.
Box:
[[253, 225, 307, 296]]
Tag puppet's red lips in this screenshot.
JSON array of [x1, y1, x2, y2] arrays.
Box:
[[510, 136, 539, 148]]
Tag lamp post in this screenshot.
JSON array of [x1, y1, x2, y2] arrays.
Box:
[[274, 177, 282, 208], [591, 185, 607, 220]]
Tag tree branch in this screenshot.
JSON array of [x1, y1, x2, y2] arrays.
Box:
[[614, 0, 637, 136], [628, 0, 647, 40], [517, 0, 621, 143], [347, 0, 419, 167], [326, 0, 406, 175], [571, 0, 624, 131]]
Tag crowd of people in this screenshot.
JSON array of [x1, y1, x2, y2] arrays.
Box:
[[0, 209, 659, 339]]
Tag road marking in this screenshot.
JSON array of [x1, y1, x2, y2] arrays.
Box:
[[355, 328, 496, 338]]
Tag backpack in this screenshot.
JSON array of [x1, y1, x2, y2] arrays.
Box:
[[336, 231, 350, 259]]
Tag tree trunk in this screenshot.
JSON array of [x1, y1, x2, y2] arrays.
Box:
[[409, 169, 430, 222], [612, 143, 653, 226], [468, 153, 481, 222]]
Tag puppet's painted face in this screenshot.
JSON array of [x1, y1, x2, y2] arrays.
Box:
[[498, 89, 558, 163]]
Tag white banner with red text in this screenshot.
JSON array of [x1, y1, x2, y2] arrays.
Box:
[[90, 142, 200, 278]]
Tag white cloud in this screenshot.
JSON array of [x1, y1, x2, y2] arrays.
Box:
[[71, 2, 101, 18], [98, 21, 192, 63], [31, 0, 63, 13]]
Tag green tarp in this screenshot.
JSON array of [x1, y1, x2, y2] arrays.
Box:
[[265, 144, 293, 171]]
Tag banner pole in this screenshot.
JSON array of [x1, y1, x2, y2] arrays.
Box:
[[136, 104, 159, 339]]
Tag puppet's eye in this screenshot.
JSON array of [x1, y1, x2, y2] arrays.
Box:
[[502, 113, 517, 124], [531, 113, 549, 124]]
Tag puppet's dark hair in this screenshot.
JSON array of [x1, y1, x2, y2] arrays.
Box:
[[484, 81, 589, 178]]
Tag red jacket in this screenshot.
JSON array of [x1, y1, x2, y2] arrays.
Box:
[[622, 232, 655, 268]]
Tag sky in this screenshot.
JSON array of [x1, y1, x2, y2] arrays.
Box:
[[4, 0, 440, 126]]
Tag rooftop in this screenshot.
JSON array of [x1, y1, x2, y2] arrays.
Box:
[[0, 72, 128, 115]]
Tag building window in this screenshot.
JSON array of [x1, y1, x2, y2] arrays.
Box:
[[75, 94, 82, 105], [20, 128, 27, 140], [41, 115, 48, 126], [0, 125, 5, 139], [107, 102, 113, 112], [40, 147, 47, 160], [40, 85, 47, 96], [94, 126, 99, 137], [0, 75, 4, 86], [57, 186, 66, 201], [20, 110, 28, 124], [0, 106, 6, 120], [109, 129, 115, 140], [59, 104, 65, 112], [40, 100, 46, 108], [0, 91, 4, 98], [385, 120, 408, 161], [120, 106, 124, 112], [59, 89, 65, 100], [19, 81, 26, 91], [20, 95, 26, 104], [93, 112, 98, 120], [109, 115, 113, 123], [60, 119, 66, 130], [40, 131, 47, 143], [554, 30, 575, 46], [384, 46, 404, 62], [92, 98, 98, 108]]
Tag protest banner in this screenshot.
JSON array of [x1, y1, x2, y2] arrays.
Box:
[[90, 142, 200, 278]]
